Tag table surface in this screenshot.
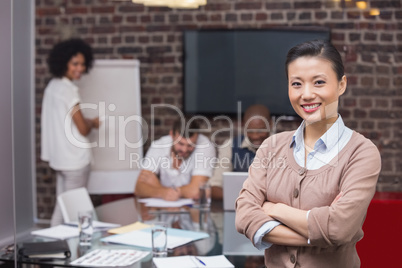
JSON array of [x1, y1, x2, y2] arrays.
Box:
[[0, 198, 265, 268]]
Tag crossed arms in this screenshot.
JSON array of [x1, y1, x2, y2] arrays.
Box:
[[235, 137, 381, 249]]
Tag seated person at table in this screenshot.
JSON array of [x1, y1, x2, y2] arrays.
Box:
[[210, 104, 271, 200], [134, 117, 216, 201]]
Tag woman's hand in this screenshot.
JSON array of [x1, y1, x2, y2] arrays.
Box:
[[262, 201, 277, 216]]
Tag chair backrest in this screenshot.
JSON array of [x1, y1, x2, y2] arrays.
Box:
[[57, 187, 97, 223], [95, 197, 139, 225]]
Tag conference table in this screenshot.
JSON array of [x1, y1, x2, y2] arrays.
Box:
[[0, 197, 265, 268]]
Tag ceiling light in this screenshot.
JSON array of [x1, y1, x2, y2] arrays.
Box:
[[356, 1, 367, 9], [369, 8, 380, 16]]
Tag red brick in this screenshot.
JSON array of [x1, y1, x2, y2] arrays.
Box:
[[391, 99, 402, 108], [118, 5, 145, 13], [138, 36, 150, 43], [380, 33, 393, 42], [371, 1, 401, 9], [376, 66, 390, 74], [348, 33, 360, 42], [225, 13, 237, 22], [394, 77, 402, 87], [154, 14, 165, 23], [72, 17, 83, 25], [147, 25, 172, 32], [66, 6, 88, 14], [332, 32, 345, 41], [331, 11, 344, 19], [210, 14, 222, 21], [343, 98, 356, 107], [266, 2, 291, 9], [182, 14, 193, 22], [240, 13, 253, 21], [299, 12, 311, 20], [205, 3, 231, 11], [169, 15, 179, 23], [112, 16, 123, 23], [294, 1, 321, 9], [256, 13, 268, 21], [148, 6, 170, 12], [361, 77, 374, 87], [347, 76, 358, 86], [359, 98, 373, 108], [111, 37, 121, 44], [200, 24, 229, 30], [141, 15, 151, 23], [36, 8, 60, 16], [234, 2, 262, 10], [315, 11, 327, 20], [347, 11, 360, 19], [92, 26, 115, 34], [91, 6, 115, 13], [196, 14, 208, 22], [354, 109, 367, 118], [272, 13, 284, 20]]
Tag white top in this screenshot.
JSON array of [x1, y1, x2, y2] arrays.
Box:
[[141, 135, 216, 187], [291, 115, 353, 170], [41, 77, 91, 170]]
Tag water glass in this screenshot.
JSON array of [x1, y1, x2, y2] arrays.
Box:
[[199, 182, 211, 209], [151, 222, 168, 257], [78, 210, 93, 246]]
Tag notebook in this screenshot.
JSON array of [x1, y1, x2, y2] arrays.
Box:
[[101, 227, 209, 249], [222, 172, 248, 211], [19, 240, 71, 259], [153, 255, 234, 268]]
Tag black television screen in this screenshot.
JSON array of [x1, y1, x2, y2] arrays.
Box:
[[183, 28, 331, 117]]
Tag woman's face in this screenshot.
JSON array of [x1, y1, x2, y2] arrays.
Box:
[[65, 53, 86, 80], [288, 56, 346, 125]]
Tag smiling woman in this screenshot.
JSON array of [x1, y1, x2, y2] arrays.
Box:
[[41, 38, 100, 226], [235, 40, 381, 268]]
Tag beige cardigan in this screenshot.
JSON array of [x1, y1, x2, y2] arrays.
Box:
[[235, 131, 381, 268]]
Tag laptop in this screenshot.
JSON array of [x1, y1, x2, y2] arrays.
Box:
[[223, 172, 248, 211], [223, 211, 264, 256]]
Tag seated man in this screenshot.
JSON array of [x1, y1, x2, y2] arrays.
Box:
[[135, 117, 216, 201], [210, 104, 271, 200]]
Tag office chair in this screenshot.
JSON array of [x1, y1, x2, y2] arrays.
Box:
[[57, 187, 98, 223]]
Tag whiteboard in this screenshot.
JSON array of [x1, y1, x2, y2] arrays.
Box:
[[75, 59, 143, 194]]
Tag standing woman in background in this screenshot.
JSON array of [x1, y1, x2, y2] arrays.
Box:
[[235, 40, 381, 267], [41, 38, 99, 226]]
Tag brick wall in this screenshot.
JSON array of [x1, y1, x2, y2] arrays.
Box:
[[35, 0, 402, 220]]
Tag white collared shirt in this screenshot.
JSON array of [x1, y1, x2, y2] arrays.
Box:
[[141, 134, 216, 187], [291, 115, 353, 170]]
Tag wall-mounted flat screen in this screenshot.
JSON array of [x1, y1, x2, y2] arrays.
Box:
[[183, 28, 331, 116]]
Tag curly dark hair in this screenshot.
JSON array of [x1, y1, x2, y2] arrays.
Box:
[[47, 38, 93, 78]]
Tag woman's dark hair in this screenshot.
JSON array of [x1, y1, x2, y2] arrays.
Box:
[[47, 38, 93, 78], [285, 39, 344, 81]]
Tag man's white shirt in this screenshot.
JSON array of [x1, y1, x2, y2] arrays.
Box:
[[141, 134, 216, 187]]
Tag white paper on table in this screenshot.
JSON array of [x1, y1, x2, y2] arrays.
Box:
[[153, 255, 234, 268], [138, 198, 194, 208], [70, 249, 149, 267], [101, 227, 209, 249], [66, 220, 121, 230], [31, 225, 79, 240]]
